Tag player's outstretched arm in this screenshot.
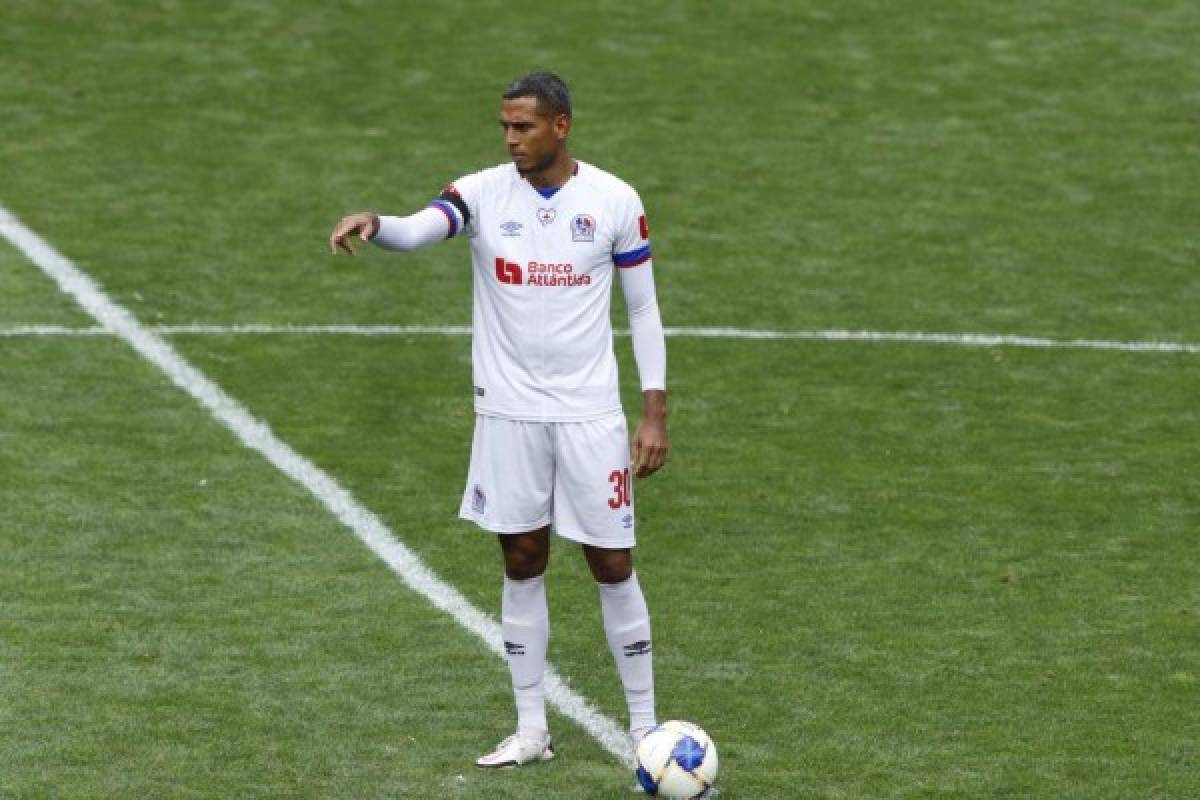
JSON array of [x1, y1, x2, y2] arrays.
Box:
[[329, 212, 380, 256], [331, 206, 457, 256]]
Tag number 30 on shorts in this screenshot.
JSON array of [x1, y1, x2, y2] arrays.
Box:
[[607, 468, 632, 509]]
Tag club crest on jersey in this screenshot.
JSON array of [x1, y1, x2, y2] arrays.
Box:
[[571, 214, 596, 242], [537, 208, 556, 226], [500, 220, 523, 237]]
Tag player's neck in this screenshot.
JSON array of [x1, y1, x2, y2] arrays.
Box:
[[525, 152, 575, 191]]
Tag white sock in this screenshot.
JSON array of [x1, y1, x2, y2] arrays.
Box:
[[502, 575, 549, 736], [598, 571, 656, 733]]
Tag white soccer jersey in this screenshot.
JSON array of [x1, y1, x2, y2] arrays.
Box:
[[431, 161, 656, 422]]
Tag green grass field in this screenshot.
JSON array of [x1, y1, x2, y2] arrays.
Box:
[[2, 2, 1198, 797]]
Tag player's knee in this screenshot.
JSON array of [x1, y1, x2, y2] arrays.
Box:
[[585, 546, 633, 584], [501, 531, 550, 580], [594, 566, 632, 584], [505, 554, 548, 581]]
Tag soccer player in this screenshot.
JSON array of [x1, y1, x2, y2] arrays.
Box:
[[329, 71, 667, 769]]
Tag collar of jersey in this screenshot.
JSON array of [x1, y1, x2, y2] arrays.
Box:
[[520, 160, 581, 203]]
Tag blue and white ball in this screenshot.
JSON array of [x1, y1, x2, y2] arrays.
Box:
[[634, 720, 719, 798]]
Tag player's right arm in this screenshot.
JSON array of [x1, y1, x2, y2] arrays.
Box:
[[329, 185, 473, 256]]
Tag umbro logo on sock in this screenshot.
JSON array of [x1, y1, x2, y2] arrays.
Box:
[[622, 640, 652, 657], [504, 640, 526, 656]]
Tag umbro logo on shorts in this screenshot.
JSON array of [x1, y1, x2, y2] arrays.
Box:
[[472, 485, 486, 514]]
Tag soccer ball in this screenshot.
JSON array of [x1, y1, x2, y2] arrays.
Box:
[[634, 720, 719, 798]]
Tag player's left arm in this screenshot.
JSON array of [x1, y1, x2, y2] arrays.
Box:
[[616, 232, 668, 479]]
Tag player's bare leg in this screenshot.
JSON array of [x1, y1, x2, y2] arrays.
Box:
[[583, 543, 632, 584], [478, 528, 555, 768], [500, 527, 551, 580], [585, 544, 657, 741]]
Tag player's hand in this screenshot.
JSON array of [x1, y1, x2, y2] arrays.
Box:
[[329, 212, 380, 255], [632, 390, 668, 478], [632, 415, 668, 478]]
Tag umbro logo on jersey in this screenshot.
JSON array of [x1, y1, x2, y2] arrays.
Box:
[[500, 220, 523, 237], [571, 214, 596, 242], [623, 640, 652, 657], [537, 208, 556, 226]]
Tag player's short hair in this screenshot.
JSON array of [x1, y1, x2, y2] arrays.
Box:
[[502, 72, 572, 119]]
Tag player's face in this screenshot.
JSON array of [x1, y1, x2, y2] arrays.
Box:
[[499, 96, 569, 177]]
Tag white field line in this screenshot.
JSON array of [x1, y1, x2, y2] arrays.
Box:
[[0, 205, 634, 768], [2, 321, 1199, 354], [0, 324, 114, 336]]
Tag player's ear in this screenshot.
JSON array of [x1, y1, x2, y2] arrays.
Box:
[[555, 113, 571, 140]]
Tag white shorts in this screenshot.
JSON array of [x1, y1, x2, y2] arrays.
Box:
[[459, 413, 636, 548]]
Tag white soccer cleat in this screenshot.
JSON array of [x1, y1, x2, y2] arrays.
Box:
[[475, 730, 555, 768]]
